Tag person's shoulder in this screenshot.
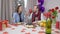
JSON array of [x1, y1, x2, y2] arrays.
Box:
[[13, 12, 18, 14], [13, 12, 18, 15], [21, 12, 24, 15]]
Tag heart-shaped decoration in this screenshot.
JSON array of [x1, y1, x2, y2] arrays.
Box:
[[3, 32, 8, 34]]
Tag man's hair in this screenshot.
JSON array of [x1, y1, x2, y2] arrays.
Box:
[[34, 5, 39, 9]]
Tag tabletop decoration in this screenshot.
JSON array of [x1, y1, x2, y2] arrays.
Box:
[[38, 31, 45, 34], [3, 32, 8, 34], [48, 7, 59, 24], [43, 11, 52, 34], [38, 0, 45, 13], [37, 20, 46, 27], [11, 28, 15, 30], [17, 22, 22, 25], [21, 30, 25, 32], [25, 32, 30, 34], [43, 6, 60, 34], [32, 29, 36, 32], [2, 21, 7, 30], [56, 21, 60, 29], [25, 25, 34, 28]]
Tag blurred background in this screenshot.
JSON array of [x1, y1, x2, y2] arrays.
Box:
[[0, 0, 60, 23]]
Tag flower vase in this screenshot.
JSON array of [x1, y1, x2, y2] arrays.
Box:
[[52, 17, 56, 28], [46, 18, 52, 34]]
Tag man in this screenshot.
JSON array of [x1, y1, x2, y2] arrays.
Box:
[[32, 5, 41, 22]]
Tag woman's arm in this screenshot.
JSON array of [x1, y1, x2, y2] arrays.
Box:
[[13, 13, 16, 23]]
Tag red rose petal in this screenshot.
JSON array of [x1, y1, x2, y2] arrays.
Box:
[[3, 32, 8, 34]]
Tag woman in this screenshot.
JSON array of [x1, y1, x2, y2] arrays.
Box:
[[13, 5, 24, 23]]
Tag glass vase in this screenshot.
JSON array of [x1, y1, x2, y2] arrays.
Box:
[[46, 18, 52, 34]]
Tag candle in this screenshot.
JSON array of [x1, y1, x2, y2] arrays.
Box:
[[46, 18, 52, 34], [0, 21, 2, 31], [56, 21, 59, 29]]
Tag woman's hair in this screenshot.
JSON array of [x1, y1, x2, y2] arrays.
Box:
[[16, 5, 22, 13]]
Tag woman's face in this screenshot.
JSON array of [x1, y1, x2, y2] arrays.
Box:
[[18, 6, 22, 13]]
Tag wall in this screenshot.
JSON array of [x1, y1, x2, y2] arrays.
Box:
[[26, 0, 38, 11], [44, 0, 60, 11]]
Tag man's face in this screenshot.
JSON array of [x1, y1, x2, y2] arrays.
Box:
[[34, 6, 38, 12]]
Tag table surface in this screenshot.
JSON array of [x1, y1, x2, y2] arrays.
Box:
[[0, 24, 60, 34]]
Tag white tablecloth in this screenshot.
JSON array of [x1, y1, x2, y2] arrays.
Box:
[[0, 24, 60, 34]]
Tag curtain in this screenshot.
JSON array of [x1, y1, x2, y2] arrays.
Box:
[[0, 0, 15, 24], [0, 0, 24, 24]]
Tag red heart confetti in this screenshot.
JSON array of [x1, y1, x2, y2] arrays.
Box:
[[12, 24, 18, 26], [21, 30, 25, 32], [55, 33, 60, 34], [55, 31, 59, 33], [3, 32, 8, 34], [38, 32, 45, 34], [7, 24, 11, 28], [41, 27, 44, 30], [25, 32, 30, 34], [32, 29, 36, 32], [22, 28, 26, 30], [12, 28, 15, 30], [38, 31, 45, 33]]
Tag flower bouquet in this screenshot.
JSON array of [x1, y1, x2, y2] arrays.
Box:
[[43, 12, 52, 34], [49, 7, 60, 24]]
